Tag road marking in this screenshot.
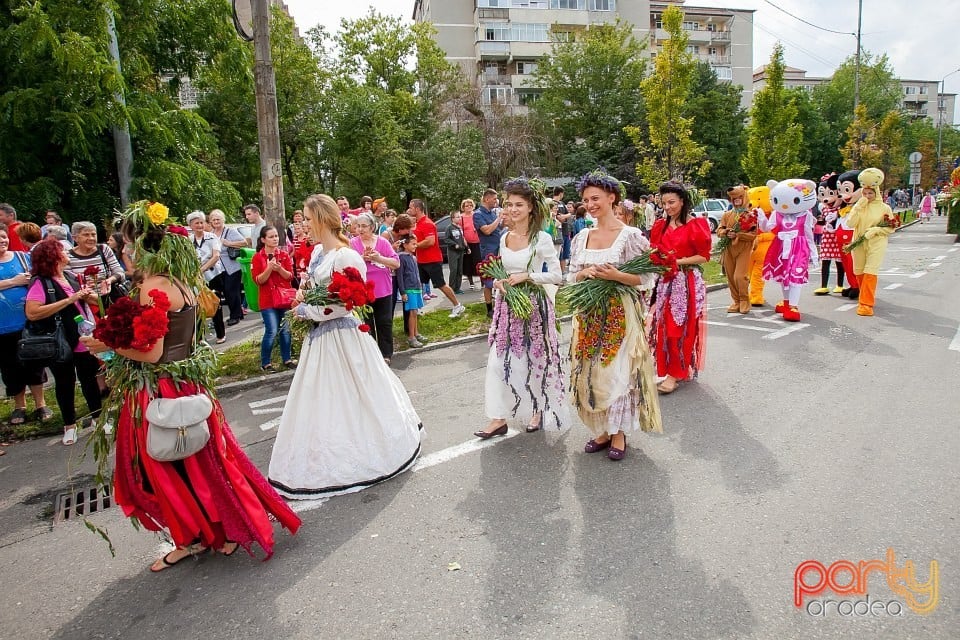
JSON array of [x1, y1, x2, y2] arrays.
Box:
[[248, 395, 287, 408], [259, 417, 282, 431], [950, 326, 960, 352], [911, 271, 928, 279], [934, 255, 947, 260], [836, 303, 857, 311], [413, 429, 522, 473], [883, 283, 902, 290], [762, 323, 809, 340], [251, 407, 283, 415], [949, 248, 958, 253], [288, 431, 521, 514], [928, 263, 942, 270], [706, 321, 772, 333]]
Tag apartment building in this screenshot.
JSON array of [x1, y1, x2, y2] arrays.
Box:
[[752, 66, 958, 127], [412, 0, 755, 111]]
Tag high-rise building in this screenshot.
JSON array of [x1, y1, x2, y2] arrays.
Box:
[[412, 0, 755, 111]]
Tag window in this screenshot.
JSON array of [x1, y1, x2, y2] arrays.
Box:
[[683, 21, 699, 31], [513, 0, 548, 7], [686, 45, 700, 54], [707, 23, 717, 32], [483, 22, 510, 41], [655, 21, 663, 29], [708, 47, 717, 56], [552, 30, 572, 42], [477, 0, 508, 7], [904, 86, 918, 95], [551, 0, 584, 8], [516, 61, 538, 74], [517, 91, 541, 106], [589, 0, 613, 10], [919, 86, 929, 94], [513, 23, 549, 41], [482, 86, 512, 105]]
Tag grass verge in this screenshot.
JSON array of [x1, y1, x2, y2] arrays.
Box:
[[1, 386, 93, 441]]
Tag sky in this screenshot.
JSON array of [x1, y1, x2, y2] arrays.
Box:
[[282, 0, 960, 101]]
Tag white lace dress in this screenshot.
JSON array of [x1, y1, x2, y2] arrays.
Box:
[[484, 231, 568, 429], [567, 226, 662, 436], [267, 247, 422, 499]]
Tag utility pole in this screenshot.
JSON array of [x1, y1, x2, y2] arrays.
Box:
[[251, 0, 286, 242], [106, 6, 133, 207], [853, 0, 862, 113]]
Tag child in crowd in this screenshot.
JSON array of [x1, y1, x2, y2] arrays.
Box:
[[398, 236, 425, 348]]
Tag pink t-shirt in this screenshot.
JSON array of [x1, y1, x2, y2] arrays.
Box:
[[461, 212, 480, 244], [349, 235, 398, 299], [26, 277, 93, 352]]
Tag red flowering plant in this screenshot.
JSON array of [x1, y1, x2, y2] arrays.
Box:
[[298, 266, 376, 331], [82, 265, 108, 317], [92, 289, 171, 352], [842, 213, 901, 254], [712, 210, 758, 256]]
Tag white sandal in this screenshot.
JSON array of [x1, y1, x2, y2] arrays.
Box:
[[62, 427, 78, 446]]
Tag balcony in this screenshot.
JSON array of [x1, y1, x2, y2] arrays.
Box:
[[478, 41, 511, 59], [709, 31, 731, 43], [704, 55, 730, 65], [481, 74, 512, 85]]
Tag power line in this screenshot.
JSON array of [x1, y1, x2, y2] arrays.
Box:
[[763, 0, 856, 36], [738, 12, 840, 70]]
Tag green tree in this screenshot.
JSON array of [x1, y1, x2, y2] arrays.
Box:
[[841, 105, 884, 169], [417, 127, 486, 213], [531, 19, 647, 176], [627, 5, 709, 189], [686, 62, 746, 193], [742, 43, 806, 183], [790, 87, 840, 179]]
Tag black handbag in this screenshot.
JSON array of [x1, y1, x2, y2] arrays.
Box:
[[96, 245, 131, 303], [17, 279, 73, 367]]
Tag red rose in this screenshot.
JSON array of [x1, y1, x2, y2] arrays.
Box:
[[167, 225, 189, 237], [358, 323, 370, 333], [323, 307, 333, 315], [83, 265, 100, 279]]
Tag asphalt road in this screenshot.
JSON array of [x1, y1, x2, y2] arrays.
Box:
[[1, 216, 957, 639]]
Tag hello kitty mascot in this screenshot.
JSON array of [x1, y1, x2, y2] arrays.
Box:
[[756, 178, 818, 322]]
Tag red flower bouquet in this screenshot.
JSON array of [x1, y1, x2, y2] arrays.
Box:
[[712, 211, 758, 256], [842, 213, 901, 254], [301, 266, 376, 316], [92, 289, 171, 352]]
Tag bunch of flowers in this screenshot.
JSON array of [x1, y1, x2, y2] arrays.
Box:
[[560, 249, 672, 314], [842, 213, 901, 253], [82, 265, 108, 317], [573, 296, 626, 366], [477, 255, 535, 319], [300, 266, 375, 328], [712, 210, 758, 256], [92, 289, 171, 352]]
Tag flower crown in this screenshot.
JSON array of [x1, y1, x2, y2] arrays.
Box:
[[576, 168, 626, 200], [503, 176, 549, 218], [117, 199, 202, 289]]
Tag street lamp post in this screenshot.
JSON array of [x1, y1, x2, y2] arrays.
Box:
[[936, 67, 960, 185]]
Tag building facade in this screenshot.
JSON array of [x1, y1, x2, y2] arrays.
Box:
[[412, 0, 755, 111]]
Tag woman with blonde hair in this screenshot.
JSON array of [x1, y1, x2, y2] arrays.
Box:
[[268, 194, 422, 498]]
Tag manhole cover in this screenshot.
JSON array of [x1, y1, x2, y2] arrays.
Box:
[[53, 484, 113, 523]]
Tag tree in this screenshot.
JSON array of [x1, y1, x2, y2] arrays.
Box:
[[742, 43, 806, 183], [531, 19, 647, 176], [790, 87, 840, 179], [627, 5, 709, 189], [686, 62, 746, 193], [417, 127, 485, 213], [841, 105, 883, 169]]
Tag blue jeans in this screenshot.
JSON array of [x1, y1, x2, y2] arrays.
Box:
[[260, 307, 291, 367]]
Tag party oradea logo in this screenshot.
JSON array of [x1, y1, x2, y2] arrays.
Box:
[[794, 548, 938, 617]]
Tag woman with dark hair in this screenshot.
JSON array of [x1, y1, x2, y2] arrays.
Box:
[[474, 178, 566, 439], [23, 238, 102, 445], [107, 232, 136, 277], [567, 170, 661, 460], [80, 201, 300, 571], [252, 225, 295, 371], [647, 181, 712, 394]]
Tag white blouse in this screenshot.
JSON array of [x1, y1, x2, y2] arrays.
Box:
[[499, 230, 562, 285], [567, 226, 655, 291]]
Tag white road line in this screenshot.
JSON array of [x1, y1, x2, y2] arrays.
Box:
[[762, 323, 810, 340], [705, 321, 773, 333], [883, 283, 903, 290], [248, 395, 287, 408], [288, 431, 522, 514], [911, 271, 928, 279], [259, 417, 282, 431], [743, 315, 787, 325], [949, 248, 958, 253], [836, 303, 857, 312], [251, 408, 283, 415], [413, 430, 522, 473], [951, 326, 960, 352], [928, 263, 942, 269], [934, 255, 947, 260]]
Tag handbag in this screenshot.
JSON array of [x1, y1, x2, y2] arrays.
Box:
[[227, 247, 241, 260], [270, 283, 296, 310], [145, 394, 213, 461], [96, 245, 130, 303], [197, 285, 221, 318], [17, 278, 74, 367]]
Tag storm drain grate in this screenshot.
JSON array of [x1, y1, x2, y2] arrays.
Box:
[[53, 485, 113, 523]]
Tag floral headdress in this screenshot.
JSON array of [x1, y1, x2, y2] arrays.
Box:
[[119, 200, 202, 288], [576, 168, 626, 202], [503, 176, 550, 219]]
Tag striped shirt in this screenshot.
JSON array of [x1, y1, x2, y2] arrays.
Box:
[[66, 244, 126, 285]]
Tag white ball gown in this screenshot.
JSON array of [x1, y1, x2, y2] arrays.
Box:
[[268, 246, 422, 498]]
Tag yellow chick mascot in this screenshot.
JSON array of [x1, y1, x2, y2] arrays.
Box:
[[845, 168, 896, 317]]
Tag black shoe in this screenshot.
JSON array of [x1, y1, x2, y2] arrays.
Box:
[[474, 424, 508, 439], [227, 318, 240, 326]]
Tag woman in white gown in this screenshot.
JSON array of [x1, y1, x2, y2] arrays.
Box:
[[474, 178, 567, 439], [268, 194, 422, 498]]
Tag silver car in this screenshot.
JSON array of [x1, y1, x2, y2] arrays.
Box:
[[691, 198, 732, 233]]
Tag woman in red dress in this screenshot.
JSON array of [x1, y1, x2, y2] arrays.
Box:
[[647, 182, 712, 394], [81, 201, 300, 572]]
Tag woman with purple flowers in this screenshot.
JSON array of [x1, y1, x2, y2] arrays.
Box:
[[567, 169, 662, 461], [474, 178, 567, 439]]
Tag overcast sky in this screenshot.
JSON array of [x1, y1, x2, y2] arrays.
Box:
[[283, 0, 959, 100]]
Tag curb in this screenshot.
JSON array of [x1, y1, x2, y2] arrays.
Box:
[[217, 281, 731, 394]]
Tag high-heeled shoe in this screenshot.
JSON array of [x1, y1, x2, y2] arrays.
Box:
[[474, 423, 508, 439], [525, 414, 543, 433]]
